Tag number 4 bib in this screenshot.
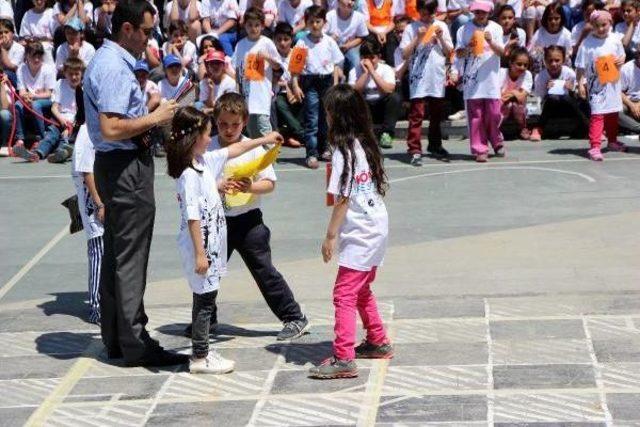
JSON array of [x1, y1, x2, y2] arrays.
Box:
[[595, 55, 619, 85]]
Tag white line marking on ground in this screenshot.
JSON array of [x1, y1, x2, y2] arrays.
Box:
[[0, 225, 68, 302], [484, 298, 495, 427], [582, 317, 614, 426], [246, 345, 287, 427], [388, 166, 596, 184]]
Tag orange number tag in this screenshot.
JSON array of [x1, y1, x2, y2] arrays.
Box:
[[288, 47, 307, 74], [244, 53, 265, 81], [470, 30, 485, 56], [422, 25, 436, 44], [595, 54, 620, 85]]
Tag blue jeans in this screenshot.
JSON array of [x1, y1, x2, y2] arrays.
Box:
[[450, 13, 470, 45], [0, 109, 11, 147], [14, 99, 52, 140], [343, 46, 360, 79], [35, 124, 66, 158], [218, 31, 237, 57], [301, 74, 333, 158]]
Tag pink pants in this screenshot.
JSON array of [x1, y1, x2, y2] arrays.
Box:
[[501, 101, 527, 130], [333, 266, 388, 361], [467, 98, 504, 155], [589, 112, 619, 149]]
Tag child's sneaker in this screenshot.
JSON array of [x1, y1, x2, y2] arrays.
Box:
[[13, 143, 39, 162], [588, 147, 604, 161], [189, 351, 235, 374], [306, 156, 319, 169], [410, 153, 422, 167], [607, 140, 628, 152], [475, 153, 488, 163], [309, 357, 358, 379], [47, 148, 69, 163], [530, 128, 542, 142], [379, 132, 393, 149], [277, 316, 309, 340], [355, 341, 394, 359]]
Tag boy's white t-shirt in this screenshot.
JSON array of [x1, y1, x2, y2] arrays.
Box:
[[529, 27, 573, 54], [621, 60, 640, 102], [400, 19, 452, 99], [533, 65, 576, 97], [201, 0, 239, 28], [498, 68, 533, 93], [327, 139, 388, 272], [7, 41, 25, 68], [19, 8, 54, 39], [17, 62, 56, 94], [232, 35, 280, 115], [198, 73, 237, 102], [347, 61, 395, 101], [163, 0, 204, 28], [55, 41, 96, 70], [208, 135, 277, 217], [575, 33, 625, 114], [158, 73, 191, 100], [455, 20, 504, 100], [71, 124, 104, 240], [502, 27, 526, 48], [325, 10, 369, 46], [294, 34, 344, 75], [277, 0, 313, 25], [0, 0, 13, 20], [162, 40, 198, 74], [176, 148, 229, 294], [53, 78, 77, 122]]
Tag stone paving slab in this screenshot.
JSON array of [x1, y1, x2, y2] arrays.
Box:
[[0, 292, 639, 426]]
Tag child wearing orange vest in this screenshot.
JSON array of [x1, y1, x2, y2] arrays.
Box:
[[364, 0, 397, 47]]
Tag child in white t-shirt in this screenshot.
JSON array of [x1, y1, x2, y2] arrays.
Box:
[[0, 19, 24, 88], [163, 21, 199, 76], [201, 0, 239, 56], [500, 47, 533, 139], [71, 123, 104, 325], [15, 57, 84, 163], [309, 84, 392, 380], [158, 54, 192, 101], [576, 10, 627, 161], [164, 0, 203, 41], [615, 0, 640, 55], [291, 5, 344, 168], [399, 0, 453, 166], [497, 4, 526, 62], [166, 106, 280, 374], [198, 49, 237, 112], [277, 0, 312, 34], [239, 0, 278, 29], [620, 53, 640, 132], [232, 7, 282, 137], [55, 17, 96, 73], [134, 60, 161, 113], [529, 3, 572, 72], [455, 0, 505, 162], [325, 0, 369, 76], [19, 0, 55, 63]]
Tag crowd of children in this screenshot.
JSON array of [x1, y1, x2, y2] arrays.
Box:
[[1, 0, 639, 167]]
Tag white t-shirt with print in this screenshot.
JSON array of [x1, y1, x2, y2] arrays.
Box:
[[498, 68, 533, 93], [533, 65, 576, 97], [348, 61, 395, 101], [621, 60, 640, 102], [232, 35, 280, 115], [71, 124, 104, 241], [201, 0, 238, 27], [327, 139, 388, 272], [294, 34, 344, 75], [163, 0, 204, 28], [325, 10, 369, 46], [198, 73, 237, 102], [17, 62, 56, 95], [209, 135, 277, 217], [176, 148, 229, 294], [575, 33, 625, 114], [277, 0, 312, 26], [455, 20, 504, 100], [55, 41, 96, 71], [400, 19, 452, 99], [53, 78, 77, 122]]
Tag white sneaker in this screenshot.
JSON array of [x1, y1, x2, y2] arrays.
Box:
[[448, 110, 466, 121], [189, 351, 235, 374]]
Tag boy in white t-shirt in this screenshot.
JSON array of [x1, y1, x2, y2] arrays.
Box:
[[158, 54, 192, 101], [0, 19, 24, 88], [14, 57, 83, 163], [163, 21, 199, 75], [348, 38, 401, 149], [164, 0, 203, 42], [134, 60, 161, 113], [326, 0, 369, 76], [277, 0, 312, 34], [232, 7, 282, 137], [55, 17, 95, 73], [291, 5, 344, 168], [19, 0, 55, 63], [619, 53, 640, 132], [197, 49, 237, 112], [201, 0, 239, 56]]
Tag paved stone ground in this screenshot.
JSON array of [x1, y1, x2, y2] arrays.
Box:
[[1, 137, 640, 426]]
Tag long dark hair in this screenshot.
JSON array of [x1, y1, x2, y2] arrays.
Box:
[[323, 84, 388, 197], [166, 107, 211, 179]]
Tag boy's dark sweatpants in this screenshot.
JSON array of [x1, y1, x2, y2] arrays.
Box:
[[220, 208, 304, 323]]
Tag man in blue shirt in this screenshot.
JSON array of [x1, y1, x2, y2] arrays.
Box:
[[84, 0, 183, 367]]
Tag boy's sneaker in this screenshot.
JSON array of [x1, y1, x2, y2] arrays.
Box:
[[448, 110, 466, 121], [189, 351, 235, 374], [588, 147, 604, 161], [47, 148, 69, 163], [607, 140, 628, 152], [13, 143, 38, 162], [355, 341, 394, 359], [277, 316, 309, 340], [309, 357, 358, 379], [379, 133, 393, 149], [494, 145, 506, 158], [306, 156, 319, 169], [530, 128, 542, 142], [410, 153, 422, 167]]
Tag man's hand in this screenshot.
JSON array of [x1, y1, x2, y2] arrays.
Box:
[[153, 100, 178, 125]]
